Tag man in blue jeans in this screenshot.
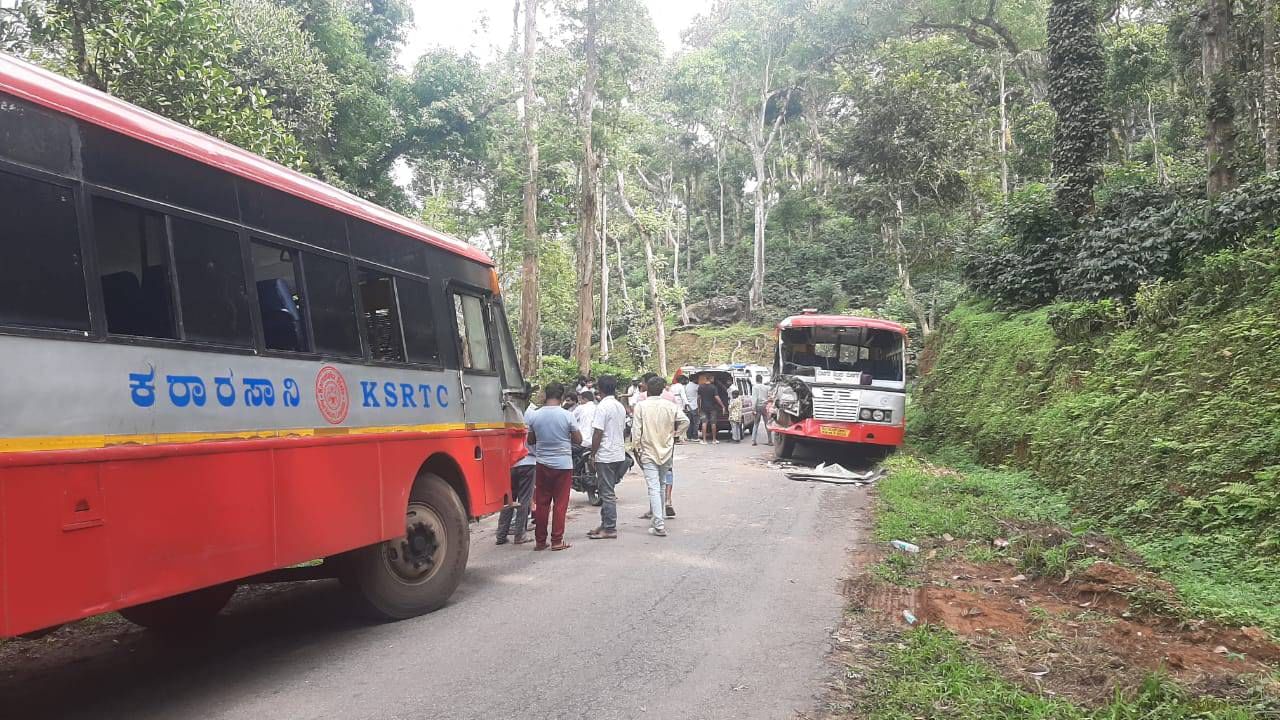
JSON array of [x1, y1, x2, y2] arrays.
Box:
[[587, 375, 627, 540], [631, 376, 689, 537], [496, 406, 537, 545]]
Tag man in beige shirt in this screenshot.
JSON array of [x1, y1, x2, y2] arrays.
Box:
[[631, 376, 690, 536]]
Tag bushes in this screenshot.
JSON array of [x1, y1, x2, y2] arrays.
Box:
[[527, 356, 637, 394], [916, 238, 1280, 626], [967, 173, 1280, 307]]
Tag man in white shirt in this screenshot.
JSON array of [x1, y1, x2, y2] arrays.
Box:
[[680, 376, 700, 440], [572, 390, 597, 445], [632, 376, 690, 537], [586, 377, 627, 539]]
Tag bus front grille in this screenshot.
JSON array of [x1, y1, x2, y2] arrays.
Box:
[[811, 387, 860, 422]]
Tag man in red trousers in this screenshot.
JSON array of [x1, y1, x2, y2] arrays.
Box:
[[525, 381, 582, 551]]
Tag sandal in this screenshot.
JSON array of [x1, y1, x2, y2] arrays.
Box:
[[587, 528, 617, 540], [513, 537, 533, 545], [534, 542, 549, 551], [550, 542, 572, 551]]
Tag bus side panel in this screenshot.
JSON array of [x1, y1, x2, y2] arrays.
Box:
[[105, 452, 275, 607], [480, 431, 511, 507], [4, 464, 115, 636], [273, 442, 382, 566], [375, 434, 503, 538]]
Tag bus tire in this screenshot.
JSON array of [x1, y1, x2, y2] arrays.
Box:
[[118, 583, 237, 631], [773, 433, 795, 460], [352, 473, 469, 621]]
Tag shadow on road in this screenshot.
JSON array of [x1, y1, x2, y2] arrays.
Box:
[[1, 580, 374, 719]]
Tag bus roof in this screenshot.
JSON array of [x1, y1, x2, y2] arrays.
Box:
[[0, 54, 493, 267], [777, 314, 908, 334]]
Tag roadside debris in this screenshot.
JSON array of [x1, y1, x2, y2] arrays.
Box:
[[889, 540, 920, 554], [901, 610, 917, 625], [781, 462, 887, 485]]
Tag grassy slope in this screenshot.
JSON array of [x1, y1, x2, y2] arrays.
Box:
[[665, 323, 773, 369], [911, 237, 1280, 630]]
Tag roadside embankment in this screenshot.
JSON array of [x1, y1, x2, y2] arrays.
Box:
[[910, 235, 1280, 632]]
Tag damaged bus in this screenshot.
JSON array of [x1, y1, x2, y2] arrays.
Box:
[[766, 312, 907, 460]]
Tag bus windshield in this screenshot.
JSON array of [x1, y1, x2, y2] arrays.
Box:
[[779, 326, 904, 381]]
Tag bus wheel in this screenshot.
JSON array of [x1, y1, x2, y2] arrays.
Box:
[[352, 474, 469, 620], [773, 433, 795, 460], [118, 583, 237, 631]]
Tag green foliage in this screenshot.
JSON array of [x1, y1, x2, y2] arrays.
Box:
[[527, 355, 635, 395], [25, 0, 306, 167], [916, 241, 1280, 629]]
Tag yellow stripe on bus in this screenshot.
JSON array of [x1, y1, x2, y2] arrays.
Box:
[[0, 422, 518, 454]]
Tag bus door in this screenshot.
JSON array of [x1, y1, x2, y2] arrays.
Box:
[[450, 290, 509, 505]]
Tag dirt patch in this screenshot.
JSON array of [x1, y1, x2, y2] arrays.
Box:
[[862, 548, 1280, 707]]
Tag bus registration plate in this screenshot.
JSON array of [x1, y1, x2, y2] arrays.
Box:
[[819, 425, 850, 437]]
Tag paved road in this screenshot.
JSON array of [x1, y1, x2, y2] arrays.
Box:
[[1, 442, 868, 720]]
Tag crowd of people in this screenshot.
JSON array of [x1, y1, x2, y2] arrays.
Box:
[[494, 370, 772, 550]]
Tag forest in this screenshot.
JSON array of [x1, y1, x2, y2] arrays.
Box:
[[9, 0, 1277, 379]]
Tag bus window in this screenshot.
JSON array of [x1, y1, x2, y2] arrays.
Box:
[[397, 277, 440, 365], [170, 217, 251, 346], [251, 241, 310, 352], [452, 293, 492, 372], [0, 170, 89, 331], [92, 197, 176, 339], [358, 268, 405, 362], [302, 252, 361, 358], [491, 301, 523, 390]]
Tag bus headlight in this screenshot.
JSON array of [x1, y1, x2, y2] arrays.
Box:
[[873, 409, 888, 422], [861, 409, 893, 422], [859, 408, 873, 420]]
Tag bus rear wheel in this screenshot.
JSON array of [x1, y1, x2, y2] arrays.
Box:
[[351, 473, 469, 620], [118, 583, 237, 631]]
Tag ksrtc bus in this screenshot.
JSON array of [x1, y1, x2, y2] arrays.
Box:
[[767, 312, 907, 460], [0, 54, 527, 637]]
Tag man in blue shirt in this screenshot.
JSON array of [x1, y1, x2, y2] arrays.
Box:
[[526, 381, 582, 551]]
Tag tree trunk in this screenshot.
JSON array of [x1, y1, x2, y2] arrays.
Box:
[[572, 0, 599, 376], [715, 139, 726, 251], [599, 190, 610, 360], [749, 149, 767, 312], [517, 0, 541, 373], [1266, 0, 1278, 172], [1147, 92, 1168, 184], [998, 53, 1010, 197], [1203, 0, 1237, 197], [615, 169, 667, 377], [887, 199, 932, 337]]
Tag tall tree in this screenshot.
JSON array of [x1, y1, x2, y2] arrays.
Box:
[[615, 168, 668, 376], [1046, 0, 1106, 217], [572, 0, 600, 376], [1202, 0, 1236, 196], [1262, 0, 1276, 172], [517, 0, 541, 373]]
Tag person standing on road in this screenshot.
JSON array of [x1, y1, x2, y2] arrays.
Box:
[[632, 376, 690, 536], [573, 390, 597, 445], [496, 406, 537, 546], [680, 376, 699, 440], [751, 374, 772, 446], [526, 382, 582, 551], [697, 377, 724, 444], [587, 376, 627, 540], [728, 390, 744, 442]]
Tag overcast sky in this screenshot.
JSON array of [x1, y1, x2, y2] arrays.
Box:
[[400, 0, 710, 67]]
